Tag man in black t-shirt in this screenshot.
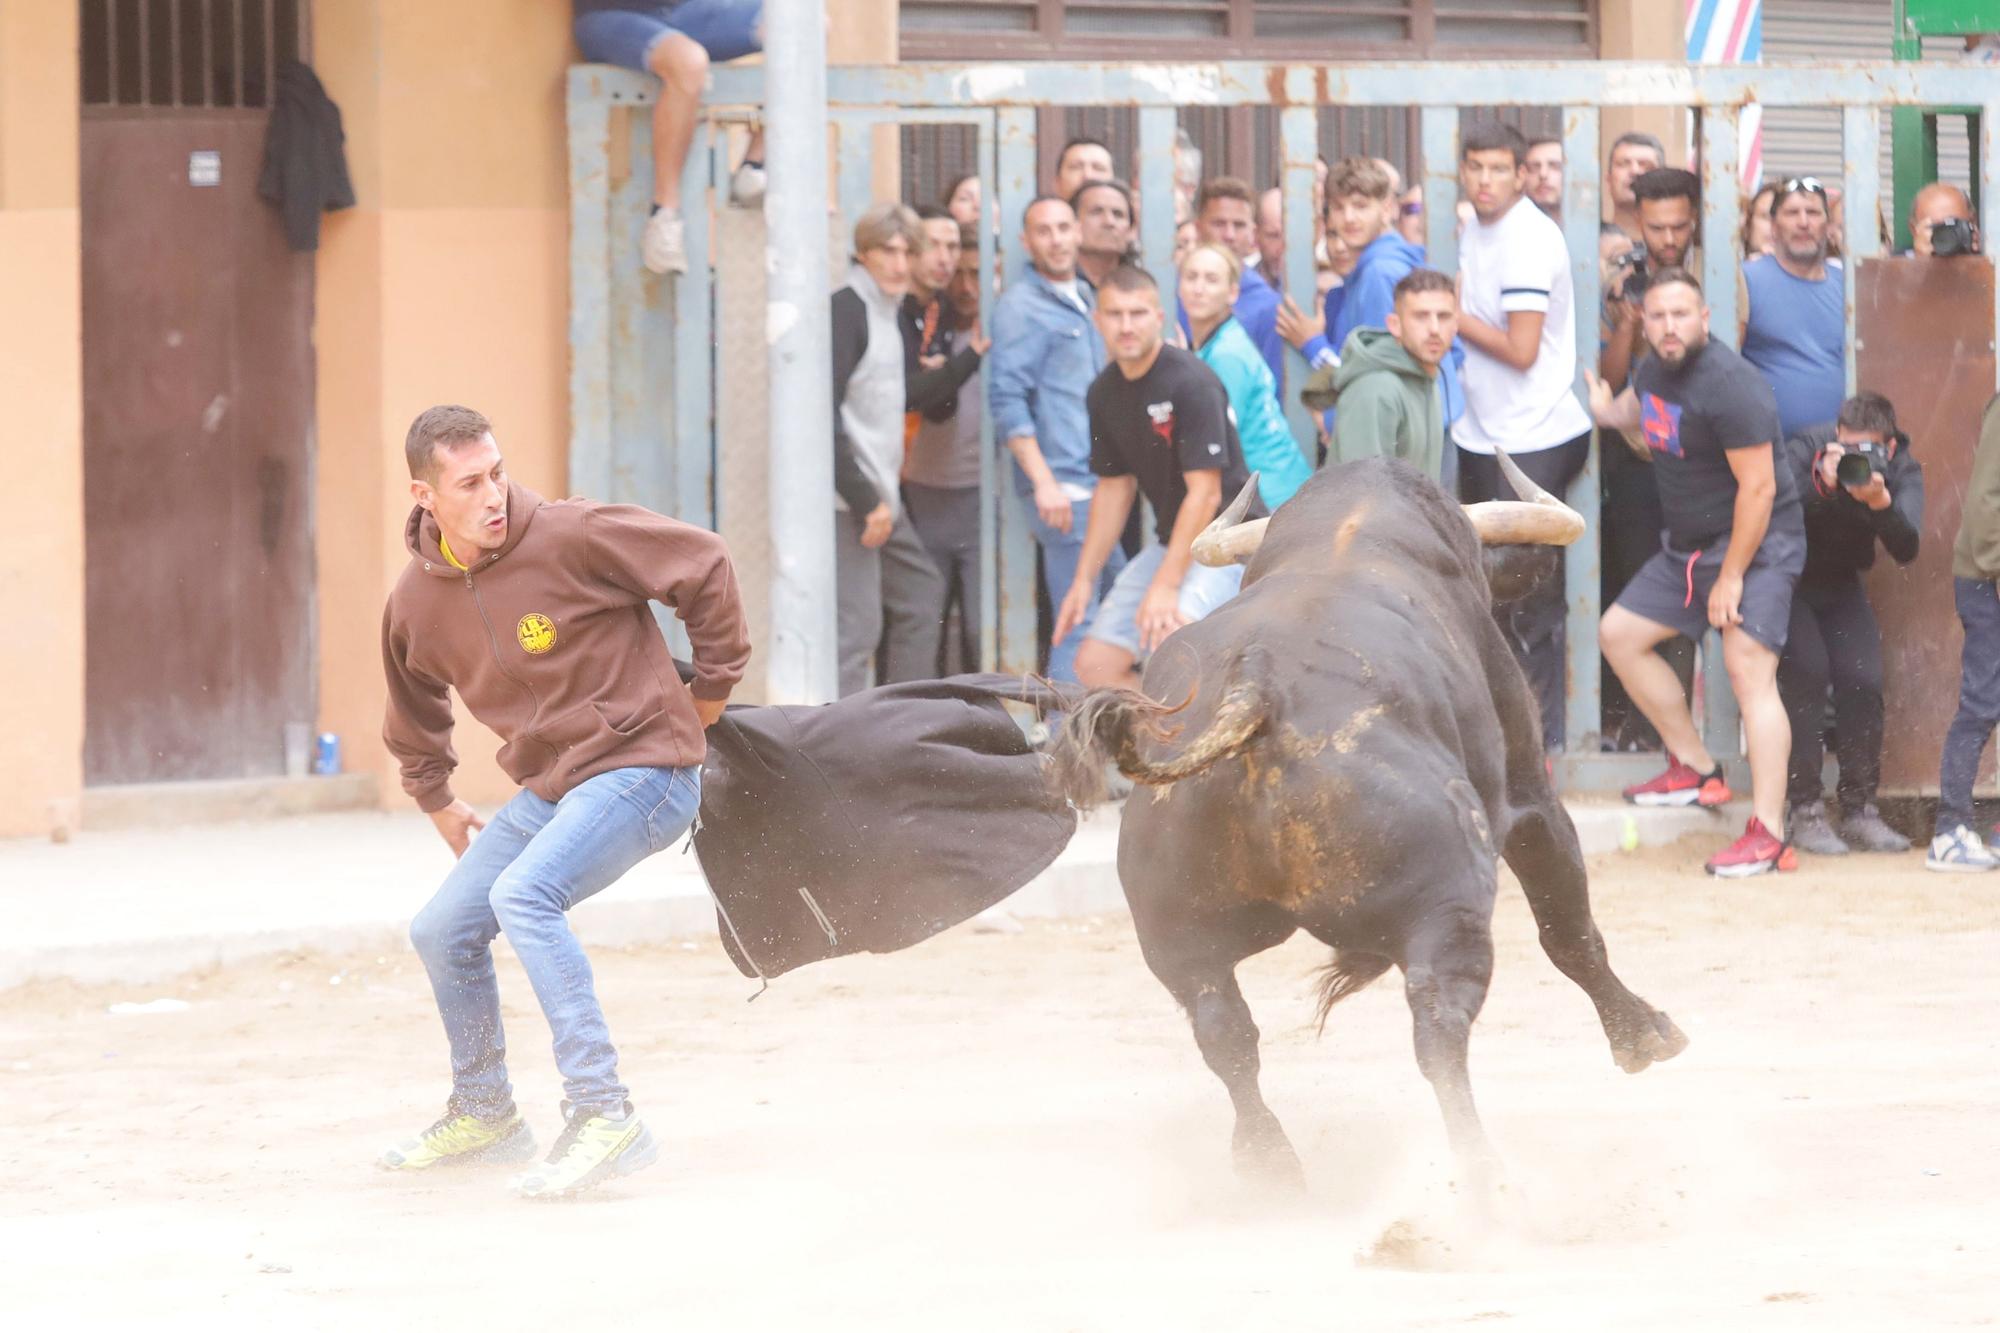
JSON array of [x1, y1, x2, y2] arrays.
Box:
[[1586, 267, 1805, 878], [1052, 265, 1261, 690]]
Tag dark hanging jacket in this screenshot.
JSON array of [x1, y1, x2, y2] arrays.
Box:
[[677, 669, 1079, 981], [258, 60, 356, 251]]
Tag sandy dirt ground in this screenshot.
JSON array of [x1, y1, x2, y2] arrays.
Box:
[[3, 836, 1997, 1331]]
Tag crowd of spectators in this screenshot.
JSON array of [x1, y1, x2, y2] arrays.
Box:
[[811, 115, 1989, 880]]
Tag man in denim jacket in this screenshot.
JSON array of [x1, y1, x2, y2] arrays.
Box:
[[988, 196, 1125, 684]]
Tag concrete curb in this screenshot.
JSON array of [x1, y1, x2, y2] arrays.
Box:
[[0, 800, 1741, 990]]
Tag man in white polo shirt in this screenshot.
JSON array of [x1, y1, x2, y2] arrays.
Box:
[[1453, 119, 1594, 751]]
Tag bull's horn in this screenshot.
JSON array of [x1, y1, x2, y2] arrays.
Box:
[[1466, 446, 1586, 546], [1463, 499, 1586, 546], [1493, 446, 1559, 507], [1191, 476, 1266, 567]]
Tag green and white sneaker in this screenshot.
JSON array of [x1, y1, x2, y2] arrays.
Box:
[[510, 1101, 658, 1200], [380, 1108, 536, 1171]]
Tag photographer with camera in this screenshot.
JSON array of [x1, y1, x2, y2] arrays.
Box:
[[1776, 393, 1924, 855], [1908, 182, 1982, 258], [1599, 168, 1700, 393]]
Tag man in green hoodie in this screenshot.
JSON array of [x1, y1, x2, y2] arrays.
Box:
[[1327, 268, 1458, 482]]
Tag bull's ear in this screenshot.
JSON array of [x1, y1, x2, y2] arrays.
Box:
[[1483, 544, 1559, 605]]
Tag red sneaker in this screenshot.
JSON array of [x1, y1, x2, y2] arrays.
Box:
[[1623, 757, 1731, 808], [1705, 817, 1798, 878]]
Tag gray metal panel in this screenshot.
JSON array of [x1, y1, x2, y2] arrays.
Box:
[[1139, 106, 1180, 300], [763, 0, 838, 704], [1420, 106, 1458, 272], [567, 69, 614, 501], [1698, 106, 1744, 761], [1561, 105, 1603, 749], [701, 59, 2000, 111], [976, 118, 1001, 671], [996, 105, 1041, 677], [1843, 104, 1882, 393], [1279, 106, 1320, 452]]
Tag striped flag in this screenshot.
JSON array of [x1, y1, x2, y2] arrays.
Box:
[[1686, 0, 1763, 187]]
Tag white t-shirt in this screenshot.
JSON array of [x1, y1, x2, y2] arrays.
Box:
[[1454, 196, 1592, 455]]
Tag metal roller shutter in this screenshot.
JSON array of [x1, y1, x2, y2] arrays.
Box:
[[1762, 0, 1972, 194]]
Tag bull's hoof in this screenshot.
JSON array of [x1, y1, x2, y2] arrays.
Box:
[[1611, 1008, 1690, 1074], [1232, 1119, 1306, 1194]]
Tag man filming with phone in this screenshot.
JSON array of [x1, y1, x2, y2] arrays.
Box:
[[1775, 392, 1924, 856]]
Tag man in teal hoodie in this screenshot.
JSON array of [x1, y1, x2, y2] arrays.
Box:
[[1327, 268, 1458, 482]]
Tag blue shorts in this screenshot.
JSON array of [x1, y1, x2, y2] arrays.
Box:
[[1085, 542, 1244, 658], [574, 1, 764, 71]]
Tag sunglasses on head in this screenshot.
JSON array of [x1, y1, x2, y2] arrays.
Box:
[[1771, 177, 1829, 216]]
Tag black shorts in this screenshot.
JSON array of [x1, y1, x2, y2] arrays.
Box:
[[1613, 524, 1805, 653]]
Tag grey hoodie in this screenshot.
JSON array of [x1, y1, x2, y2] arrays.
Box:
[[1327, 327, 1446, 484]]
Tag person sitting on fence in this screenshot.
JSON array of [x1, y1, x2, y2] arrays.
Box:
[[1179, 242, 1311, 508], [572, 0, 767, 276]]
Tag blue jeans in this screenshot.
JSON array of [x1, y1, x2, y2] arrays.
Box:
[[1936, 577, 2000, 834], [573, 1, 764, 70], [408, 765, 701, 1117], [1028, 494, 1126, 685]]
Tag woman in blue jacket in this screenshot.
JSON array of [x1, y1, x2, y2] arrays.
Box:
[[1179, 243, 1312, 508]]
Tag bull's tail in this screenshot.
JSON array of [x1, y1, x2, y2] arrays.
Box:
[[1043, 648, 1271, 811], [1310, 950, 1395, 1033]]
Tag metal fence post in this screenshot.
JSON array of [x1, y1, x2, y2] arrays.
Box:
[[1841, 105, 1882, 396], [1279, 106, 1320, 451], [1420, 108, 1459, 274], [995, 105, 1040, 677], [763, 0, 837, 705], [1698, 106, 1744, 764], [1561, 105, 1603, 755]]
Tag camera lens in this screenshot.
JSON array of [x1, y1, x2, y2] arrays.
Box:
[[1836, 451, 1873, 487]]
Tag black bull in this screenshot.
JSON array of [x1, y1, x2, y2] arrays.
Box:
[[1048, 458, 1688, 1186]]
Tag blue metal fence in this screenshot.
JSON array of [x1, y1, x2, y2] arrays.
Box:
[[567, 59, 2000, 786]]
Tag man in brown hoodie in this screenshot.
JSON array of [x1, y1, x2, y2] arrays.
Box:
[[377, 405, 750, 1199]]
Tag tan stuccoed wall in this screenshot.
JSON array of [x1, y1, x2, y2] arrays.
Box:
[[317, 0, 896, 812], [1600, 0, 1685, 174], [314, 0, 573, 811], [0, 3, 84, 838]]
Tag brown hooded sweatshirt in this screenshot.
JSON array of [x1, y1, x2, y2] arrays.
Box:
[[381, 484, 750, 813]]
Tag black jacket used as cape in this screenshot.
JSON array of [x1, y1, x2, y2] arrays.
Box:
[[258, 60, 356, 252], [677, 671, 1078, 981]]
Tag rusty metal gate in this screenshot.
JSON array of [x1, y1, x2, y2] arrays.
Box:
[[567, 58, 2000, 792]]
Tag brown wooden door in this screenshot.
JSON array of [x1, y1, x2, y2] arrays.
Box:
[[81, 113, 316, 784]]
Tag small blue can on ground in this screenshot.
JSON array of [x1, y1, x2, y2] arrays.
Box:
[[313, 733, 341, 776]]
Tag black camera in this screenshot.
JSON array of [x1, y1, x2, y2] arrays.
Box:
[[1931, 217, 1978, 257], [1615, 241, 1650, 298], [1836, 440, 1883, 487]]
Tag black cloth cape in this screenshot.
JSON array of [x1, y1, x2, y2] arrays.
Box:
[[683, 673, 1077, 980]]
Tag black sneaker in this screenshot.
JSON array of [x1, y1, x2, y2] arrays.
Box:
[[1786, 801, 1849, 856], [1838, 803, 1911, 853]]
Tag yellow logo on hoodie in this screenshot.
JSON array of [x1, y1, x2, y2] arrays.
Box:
[[517, 613, 557, 655]]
